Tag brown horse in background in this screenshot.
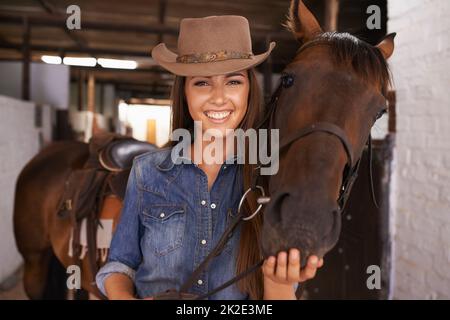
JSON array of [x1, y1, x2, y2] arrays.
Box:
[[14, 135, 155, 299], [14, 141, 90, 299]]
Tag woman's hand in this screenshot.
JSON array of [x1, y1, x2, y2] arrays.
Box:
[[262, 248, 324, 300]]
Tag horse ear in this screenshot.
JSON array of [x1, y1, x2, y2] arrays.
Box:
[[282, 0, 323, 43], [375, 33, 396, 60]]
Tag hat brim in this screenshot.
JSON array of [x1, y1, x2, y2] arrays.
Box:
[[151, 41, 276, 76]]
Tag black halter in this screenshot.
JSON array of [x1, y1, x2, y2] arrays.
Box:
[[252, 70, 380, 213]]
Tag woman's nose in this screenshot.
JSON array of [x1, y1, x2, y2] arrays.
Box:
[[210, 85, 226, 105]]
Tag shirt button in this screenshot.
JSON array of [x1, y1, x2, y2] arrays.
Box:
[[197, 279, 203, 285], [159, 212, 165, 218], [210, 203, 216, 209], [201, 200, 206, 206], [201, 239, 207, 245]]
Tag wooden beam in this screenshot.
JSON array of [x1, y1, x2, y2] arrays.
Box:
[[0, 12, 179, 35], [22, 18, 30, 101], [36, 0, 53, 13], [69, 65, 168, 77], [157, 0, 287, 11], [0, 40, 152, 58], [324, 0, 340, 32], [0, 11, 293, 41]]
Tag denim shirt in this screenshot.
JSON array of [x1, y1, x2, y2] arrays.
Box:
[[95, 141, 249, 300]]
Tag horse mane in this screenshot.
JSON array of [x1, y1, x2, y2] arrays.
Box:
[[299, 32, 392, 97]]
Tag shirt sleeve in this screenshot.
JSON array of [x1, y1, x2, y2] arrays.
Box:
[[95, 160, 143, 297]]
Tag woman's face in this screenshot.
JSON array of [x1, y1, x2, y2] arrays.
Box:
[[184, 70, 250, 137]]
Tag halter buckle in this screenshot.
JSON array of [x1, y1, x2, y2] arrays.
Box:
[[238, 186, 266, 221]]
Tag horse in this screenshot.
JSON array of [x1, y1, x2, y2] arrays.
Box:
[[253, 0, 395, 270], [13, 134, 156, 299]]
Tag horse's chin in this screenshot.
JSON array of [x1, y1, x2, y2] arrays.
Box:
[[261, 207, 341, 268]]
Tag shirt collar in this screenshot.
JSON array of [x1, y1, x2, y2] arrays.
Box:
[[156, 141, 243, 171]]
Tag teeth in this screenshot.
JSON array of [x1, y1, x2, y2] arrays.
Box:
[[205, 111, 231, 120]]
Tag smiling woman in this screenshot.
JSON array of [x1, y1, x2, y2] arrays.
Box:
[[95, 14, 323, 301]]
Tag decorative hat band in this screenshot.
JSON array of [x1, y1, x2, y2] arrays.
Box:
[[176, 50, 254, 64]]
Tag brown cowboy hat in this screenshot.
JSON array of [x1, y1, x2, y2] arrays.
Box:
[[151, 15, 276, 76]]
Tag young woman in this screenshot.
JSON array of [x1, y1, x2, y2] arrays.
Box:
[[96, 15, 323, 300]]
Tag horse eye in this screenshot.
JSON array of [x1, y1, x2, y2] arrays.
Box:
[[376, 108, 388, 120], [281, 73, 295, 88]]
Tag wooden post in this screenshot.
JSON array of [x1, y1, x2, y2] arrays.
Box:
[[87, 73, 95, 114], [77, 69, 84, 111], [86, 73, 102, 137], [99, 83, 105, 114], [22, 17, 30, 101], [324, 0, 340, 32], [157, 0, 167, 44]]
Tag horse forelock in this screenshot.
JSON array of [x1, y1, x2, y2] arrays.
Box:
[[296, 32, 392, 97]]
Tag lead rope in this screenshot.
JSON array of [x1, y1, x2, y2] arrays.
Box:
[[178, 210, 248, 298], [177, 167, 268, 299], [195, 259, 264, 300]]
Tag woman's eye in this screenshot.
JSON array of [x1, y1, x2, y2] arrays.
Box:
[[194, 80, 241, 86]]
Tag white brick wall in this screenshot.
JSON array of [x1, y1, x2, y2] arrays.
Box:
[[388, 0, 450, 299], [0, 96, 38, 283], [0, 96, 52, 284]]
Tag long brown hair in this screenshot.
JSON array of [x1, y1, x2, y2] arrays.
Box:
[[167, 68, 265, 299]]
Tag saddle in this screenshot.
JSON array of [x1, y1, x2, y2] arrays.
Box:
[[57, 132, 156, 291]]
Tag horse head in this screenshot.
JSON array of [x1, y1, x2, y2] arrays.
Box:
[[261, 0, 395, 266]]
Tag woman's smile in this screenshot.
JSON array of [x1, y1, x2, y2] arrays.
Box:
[[204, 109, 234, 123]]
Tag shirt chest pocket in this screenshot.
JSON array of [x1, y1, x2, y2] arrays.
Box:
[[141, 204, 186, 257]]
